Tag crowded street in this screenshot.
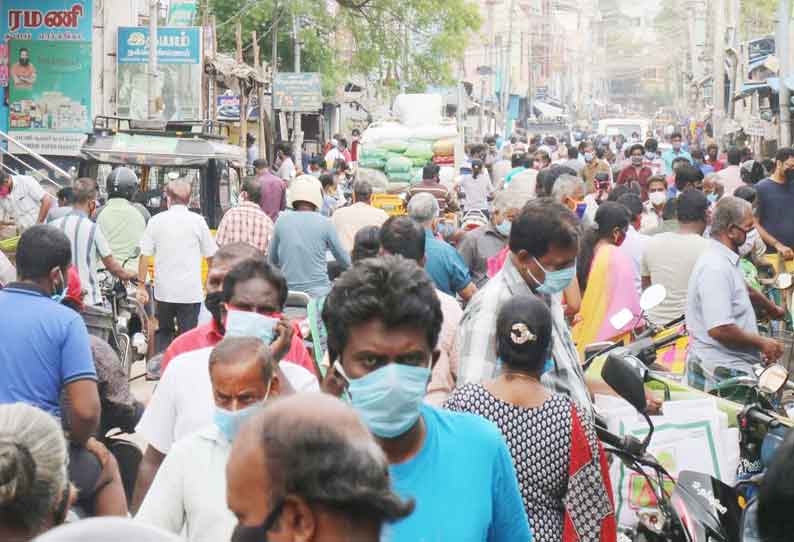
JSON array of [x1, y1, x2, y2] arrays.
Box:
[[3, 0, 794, 541]]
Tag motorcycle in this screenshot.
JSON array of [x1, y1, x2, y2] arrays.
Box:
[[598, 348, 747, 541], [97, 255, 150, 379]]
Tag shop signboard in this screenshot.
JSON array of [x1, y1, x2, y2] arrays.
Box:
[[1, 0, 94, 156], [117, 26, 202, 122], [273, 72, 322, 112]]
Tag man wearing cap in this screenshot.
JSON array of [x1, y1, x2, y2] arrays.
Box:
[[254, 159, 286, 222], [268, 175, 351, 297]]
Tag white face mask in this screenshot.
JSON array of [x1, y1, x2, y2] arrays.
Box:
[[648, 191, 667, 206], [738, 228, 758, 257]]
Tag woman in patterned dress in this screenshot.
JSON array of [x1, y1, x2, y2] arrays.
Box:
[[444, 295, 616, 542]]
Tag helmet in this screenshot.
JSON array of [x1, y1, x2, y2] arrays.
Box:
[[106, 167, 138, 200]]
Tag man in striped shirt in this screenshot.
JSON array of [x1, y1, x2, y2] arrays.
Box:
[[406, 164, 459, 214], [215, 176, 274, 254], [50, 178, 135, 306]]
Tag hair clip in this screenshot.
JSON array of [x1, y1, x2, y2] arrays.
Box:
[[510, 323, 536, 345]]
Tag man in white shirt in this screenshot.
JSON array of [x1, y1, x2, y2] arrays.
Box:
[[50, 178, 135, 305], [331, 179, 388, 252], [274, 143, 297, 184], [617, 193, 649, 295], [0, 173, 53, 233], [131, 311, 319, 513], [136, 337, 289, 542], [136, 180, 217, 354]]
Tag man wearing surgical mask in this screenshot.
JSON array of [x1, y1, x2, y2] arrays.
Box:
[[458, 199, 591, 410], [322, 256, 530, 542], [640, 176, 668, 232], [137, 337, 285, 542], [662, 132, 692, 175], [755, 147, 794, 261], [131, 259, 319, 513]]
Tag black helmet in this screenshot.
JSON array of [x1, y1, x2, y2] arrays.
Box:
[[107, 167, 138, 200]]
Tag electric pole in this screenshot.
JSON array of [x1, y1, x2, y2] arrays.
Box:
[[292, 12, 303, 164], [148, 0, 159, 120], [712, 0, 726, 142], [270, 3, 280, 163], [777, 0, 792, 147], [502, 0, 517, 137]]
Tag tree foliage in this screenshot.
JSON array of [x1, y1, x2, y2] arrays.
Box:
[[205, 0, 481, 98]]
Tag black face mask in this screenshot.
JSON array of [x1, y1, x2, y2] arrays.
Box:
[[19, 58, 29, 66], [785, 169, 794, 184], [231, 500, 284, 542], [205, 291, 225, 330]]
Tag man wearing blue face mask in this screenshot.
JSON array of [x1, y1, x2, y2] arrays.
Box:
[[322, 256, 531, 542], [457, 198, 591, 411], [458, 191, 525, 288], [136, 337, 285, 542]]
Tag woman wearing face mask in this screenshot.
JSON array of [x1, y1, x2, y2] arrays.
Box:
[[572, 202, 641, 357], [445, 295, 616, 542], [0, 403, 73, 541], [617, 144, 653, 201]]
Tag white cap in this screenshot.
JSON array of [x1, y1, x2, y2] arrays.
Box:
[[288, 175, 324, 210]]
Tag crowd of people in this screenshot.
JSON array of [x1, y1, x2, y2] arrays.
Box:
[[1, 125, 794, 542]]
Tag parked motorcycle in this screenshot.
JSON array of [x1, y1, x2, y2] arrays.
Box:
[[598, 348, 746, 541]]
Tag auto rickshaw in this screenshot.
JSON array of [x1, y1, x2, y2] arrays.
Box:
[[78, 116, 246, 228]]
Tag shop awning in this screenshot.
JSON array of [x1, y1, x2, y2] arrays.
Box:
[[735, 76, 794, 99], [532, 101, 565, 118], [81, 133, 245, 168]]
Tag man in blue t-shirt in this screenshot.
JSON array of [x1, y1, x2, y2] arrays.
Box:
[[407, 193, 478, 302], [756, 147, 794, 260], [323, 255, 531, 542], [0, 224, 126, 515]]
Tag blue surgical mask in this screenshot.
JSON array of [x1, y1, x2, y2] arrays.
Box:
[[224, 309, 278, 344], [575, 202, 587, 219], [529, 256, 576, 295], [496, 219, 511, 236], [584, 152, 594, 163], [706, 193, 718, 203], [52, 269, 67, 303], [344, 363, 430, 438], [214, 379, 272, 442], [645, 151, 655, 160]]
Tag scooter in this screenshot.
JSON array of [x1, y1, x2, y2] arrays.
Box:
[[598, 348, 746, 541]]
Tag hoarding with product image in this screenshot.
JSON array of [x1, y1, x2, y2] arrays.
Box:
[[117, 26, 202, 122], [1, 0, 94, 156]]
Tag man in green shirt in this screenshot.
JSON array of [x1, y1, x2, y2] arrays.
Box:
[[96, 167, 148, 272]]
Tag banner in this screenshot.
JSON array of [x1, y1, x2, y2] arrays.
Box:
[[273, 72, 322, 112], [117, 26, 201, 121], [1, 0, 93, 156], [167, 0, 197, 27]]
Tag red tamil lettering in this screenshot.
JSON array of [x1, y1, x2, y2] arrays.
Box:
[[24, 10, 43, 29]]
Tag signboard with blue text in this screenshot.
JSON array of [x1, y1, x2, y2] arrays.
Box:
[[117, 26, 202, 121], [0, 0, 93, 156], [116, 27, 201, 121]]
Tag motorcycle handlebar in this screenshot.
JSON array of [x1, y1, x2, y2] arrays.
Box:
[[743, 406, 776, 428], [596, 425, 625, 449], [653, 331, 685, 351]]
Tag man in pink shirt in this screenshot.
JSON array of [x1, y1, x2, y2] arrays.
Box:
[[254, 159, 286, 222], [717, 147, 744, 195]]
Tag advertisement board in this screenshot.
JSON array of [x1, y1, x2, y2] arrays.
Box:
[[272, 72, 322, 112], [1, 0, 94, 156], [117, 26, 201, 121]]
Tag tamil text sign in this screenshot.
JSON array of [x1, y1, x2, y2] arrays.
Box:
[[273, 72, 322, 112], [117, 26, 202, 121], [1, 1, 93, 156]]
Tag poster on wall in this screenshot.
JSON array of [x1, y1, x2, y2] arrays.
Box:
[[117, 27, 201, 122], [1, 1, 93, 156]]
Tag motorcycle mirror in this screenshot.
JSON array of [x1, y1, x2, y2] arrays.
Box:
[[639, 284, 667, 312], [602, 348, 648, 413], [609, 308, 634, 331], [775, 273, 792, 290], [758, 364, 789, 395]]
